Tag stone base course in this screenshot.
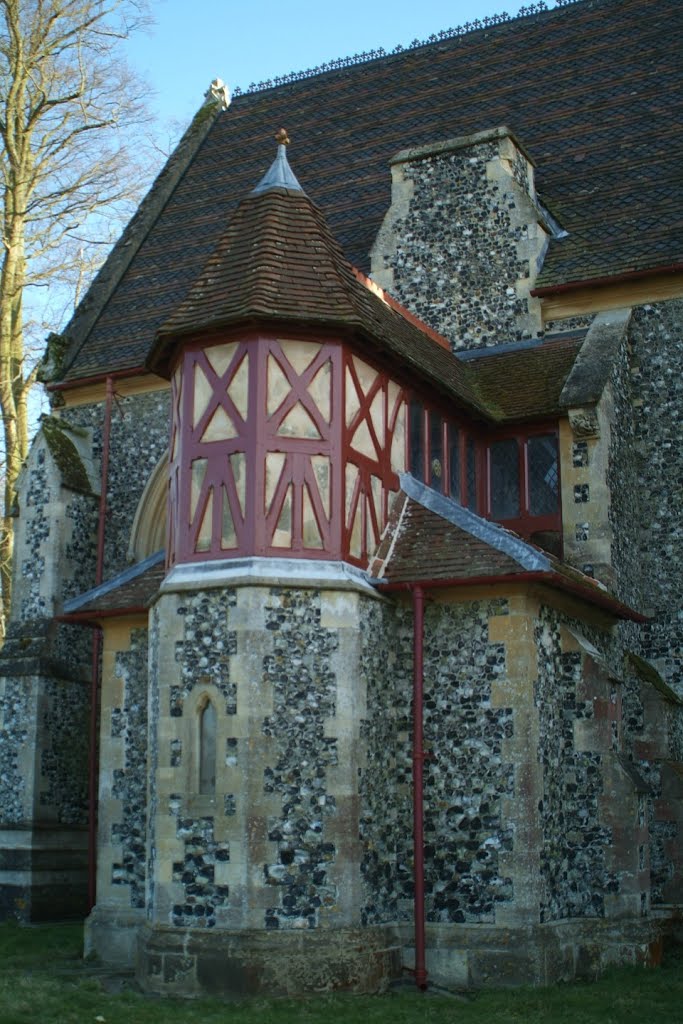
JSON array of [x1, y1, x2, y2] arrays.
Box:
[[0, 825, 88, 922], [137, 922, 401, 996], [402, 915, 662, 988]]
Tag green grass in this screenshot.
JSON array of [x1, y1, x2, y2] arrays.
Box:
[[1, 921, 682, 1024]]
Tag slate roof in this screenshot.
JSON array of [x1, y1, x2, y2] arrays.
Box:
[[58, 0, 683, 384], [371, 475, 644, 621], [61, 550, 165, 619]]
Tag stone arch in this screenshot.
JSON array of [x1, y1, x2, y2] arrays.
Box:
[[128, 451, 168, 562]]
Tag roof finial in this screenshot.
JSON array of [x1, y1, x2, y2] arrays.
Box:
[[205, 78, 231, 111], [251, 128, 304, 195]]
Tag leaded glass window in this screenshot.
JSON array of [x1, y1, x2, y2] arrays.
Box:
[[528, 434, 559, 515], [490, 439, 520, 519], [430, 413, 443, 492], [409, 400, 424, 481], [448, 425, 461, 501], [466, 439, 477, 511], [199, 700, 217, 795]]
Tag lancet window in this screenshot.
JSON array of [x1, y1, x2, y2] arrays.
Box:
[[199, 699, 217, 796]]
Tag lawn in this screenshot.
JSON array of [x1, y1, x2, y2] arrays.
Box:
[[1, 921, 682, 1024]]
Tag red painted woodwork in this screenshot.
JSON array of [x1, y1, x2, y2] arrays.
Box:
[[168, 330, 412, 568], [168, 329, 561, 569], [170, 332, 347, 565], [343, 352, 408, 566]]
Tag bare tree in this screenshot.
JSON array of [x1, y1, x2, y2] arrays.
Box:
[[0, 0, 151, 625]]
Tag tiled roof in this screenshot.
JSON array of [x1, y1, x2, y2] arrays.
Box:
[[151, 184, 493, 419], [371, 475, 643, 620], [465, 334, 585, 422], [62, 550, 165, 618], [59, 0, 683, 383]]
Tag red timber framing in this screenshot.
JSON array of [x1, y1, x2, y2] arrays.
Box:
[[168, 331, 413, 568], [170, 332, 341, 564], [343, 352, 408, 566], [406, 399, 561, 545], [168, 328, 561, 569]]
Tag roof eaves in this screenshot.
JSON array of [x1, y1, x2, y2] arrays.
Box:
[[532, 262, 683, 297], [376, 476, 644, 621], [59, 100, 226, 382], [63, 549, 164, 614], [375, 565, 644, 622]]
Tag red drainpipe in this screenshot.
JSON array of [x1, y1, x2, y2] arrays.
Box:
[[411, 584, 428, 990], [87, 376, 114, 912]]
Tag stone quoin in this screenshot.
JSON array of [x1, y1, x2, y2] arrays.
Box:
[[1, 0, 683, 996]]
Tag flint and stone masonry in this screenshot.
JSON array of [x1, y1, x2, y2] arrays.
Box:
[[134, 580, 401, 996], [1, 14, 682, 989], [370, 128, 546, 350]]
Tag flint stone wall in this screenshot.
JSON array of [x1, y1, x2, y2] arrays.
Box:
[[0, 674, 87, 826], [262, 589, 340, 930], [11, 429, 97, 675], [360, 596, 514, 927], [535, 608, 618, 921], [370, 130, 545, 350], [61, 389, 170, 582], [627, 299, 683, 694], [109, 628, 149, 909], [147, 585, 358, 934], [0, 679, 31, 823]]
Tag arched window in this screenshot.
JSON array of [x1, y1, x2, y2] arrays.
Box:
[[199, 699, 217, 795]]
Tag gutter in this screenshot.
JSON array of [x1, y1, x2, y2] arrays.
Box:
[[530, 262, 683, 298], [58, 605, 149, 626], [47, 365, 148, 393], [376, 571, 647, 622]]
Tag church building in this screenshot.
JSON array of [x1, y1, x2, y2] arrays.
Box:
[[1, 0, 682, 995]]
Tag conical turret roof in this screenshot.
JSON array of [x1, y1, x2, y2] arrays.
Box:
[[149, 137, 490, 418]]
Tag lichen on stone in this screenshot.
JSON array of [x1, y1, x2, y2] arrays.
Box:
[[40, 416, 93, 494], [37, 332, 68, 384]]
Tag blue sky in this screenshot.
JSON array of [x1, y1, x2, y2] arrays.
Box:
[[126, 0, 546, 130], [29, 0, 559, 423], [29, 0, 556, 424]]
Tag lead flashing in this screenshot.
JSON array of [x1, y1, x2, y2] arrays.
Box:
[[63, 549, 165, 613], [399, 473, 551, 573], [160, 557, 380, 596]]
